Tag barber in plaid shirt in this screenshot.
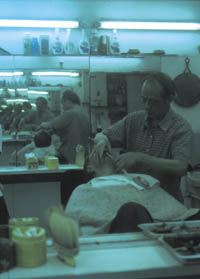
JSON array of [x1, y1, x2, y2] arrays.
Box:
[[92, 72, 193, 203]]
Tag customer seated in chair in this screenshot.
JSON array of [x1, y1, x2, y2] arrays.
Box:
[[10, 130, 61, 166], [65, 151, 200, 236]]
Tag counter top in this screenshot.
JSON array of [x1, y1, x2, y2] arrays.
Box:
[[0, 164, 83, 184], [0, 164, 81, 175], [1, 233, 200, 279], [2, 136, 32, 143]]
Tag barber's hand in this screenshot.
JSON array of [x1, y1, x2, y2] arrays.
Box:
[[40, 122, 51, 130], [114, 152, 144, 173], [90, 134, 111, 162]]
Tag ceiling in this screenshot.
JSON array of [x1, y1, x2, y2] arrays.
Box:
[[0, 0, 200, 22]]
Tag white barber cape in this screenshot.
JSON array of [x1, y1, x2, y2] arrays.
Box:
[[65, 174, 198, 236]]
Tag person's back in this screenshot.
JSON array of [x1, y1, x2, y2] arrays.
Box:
[[41, 90, 90, 163], [57, 106, 90, 163]]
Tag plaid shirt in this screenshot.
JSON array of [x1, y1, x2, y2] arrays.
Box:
[[103, 109, 193, 202]]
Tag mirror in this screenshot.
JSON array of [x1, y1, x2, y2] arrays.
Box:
[[0, 58, 90, 167]]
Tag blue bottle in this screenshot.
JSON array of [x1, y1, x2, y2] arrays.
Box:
[[32, 37, 40, 55]]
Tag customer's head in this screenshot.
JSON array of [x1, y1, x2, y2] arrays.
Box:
[[141, 72, 175, 121], [61, 90, 80, 111], [34, 130, 52, 148], [84, 151, 116, 179], [36, 97, 48, 113], [22, 102, 32, 113], [14, 104, 22, 114]]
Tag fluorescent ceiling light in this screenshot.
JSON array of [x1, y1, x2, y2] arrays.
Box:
[[0, 72, 23, 77], [28, 90, 48, 95], [0, 19, 79, 28], [32, 72, 79, 77], [7, 99, 28, 102], [99, 21, 200, 30], [17, 88, 28, 92], [8, 89, 15, 92]]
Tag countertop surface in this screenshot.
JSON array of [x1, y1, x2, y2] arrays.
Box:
[[1, 233, 200, 279], [0, 164, 82, 175]]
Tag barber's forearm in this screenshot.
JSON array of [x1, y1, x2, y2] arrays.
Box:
[[139, 154, 188, 177], [21, 123, 37, 131]]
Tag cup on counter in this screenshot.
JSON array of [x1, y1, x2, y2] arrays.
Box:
[[45, 156, 59, 170], [25, 153, 39, 170], [12, 226, 46, 268], [75, 145, 85, 167]]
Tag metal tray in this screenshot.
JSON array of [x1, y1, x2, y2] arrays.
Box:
[[138, 220, 200, 239], [159, 234, 200, 264]]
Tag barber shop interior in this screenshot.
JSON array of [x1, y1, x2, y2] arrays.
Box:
[[1, 0, 200, 278]]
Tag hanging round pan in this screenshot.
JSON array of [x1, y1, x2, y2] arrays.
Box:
[[173, 57, 200, 107]]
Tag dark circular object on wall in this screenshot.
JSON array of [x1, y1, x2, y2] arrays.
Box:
[[173, 57, 200, 107]]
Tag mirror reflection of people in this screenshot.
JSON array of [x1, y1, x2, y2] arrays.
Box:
[[9, 104, 24, 132], [40, 90, 90, 164], [19, 97, 54, 132], [1, 104, 14, 131], [9, 130, 61, 166], [92, 72, 193, 203], [64, 151, 200, 236], [18, 101, 32, 129]]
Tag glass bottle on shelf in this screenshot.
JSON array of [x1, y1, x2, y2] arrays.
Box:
[[51, 28, 63, 55], [64, 28, 75, 55], [24, 32, 32, 55], [110, 29, 120, 55], [90, 29, 99, 55], [40, 35, 50, 55], [32, 37, 40, 55], [79, 29, 90, 55]]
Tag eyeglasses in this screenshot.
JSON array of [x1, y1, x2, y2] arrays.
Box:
[[141, 96, 165, 106]]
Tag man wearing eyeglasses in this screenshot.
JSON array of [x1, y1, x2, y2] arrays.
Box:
[[92, 72, 193, 203]]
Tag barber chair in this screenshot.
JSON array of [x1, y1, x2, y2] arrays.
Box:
[[60, 169, 90, 208]]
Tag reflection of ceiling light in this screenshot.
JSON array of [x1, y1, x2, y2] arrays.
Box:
[[99, 21, 200, 30], [7, 99, 28, 102], [17, 88, 28, 92], [28, 90, 48, 95], [32, 72, 79, 77], [0, 19, 79, 28], [0, 72, 23, 77], [31, 103, 36, 107], [8, 89, 15, 92], [1, 105, 7, 108]]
